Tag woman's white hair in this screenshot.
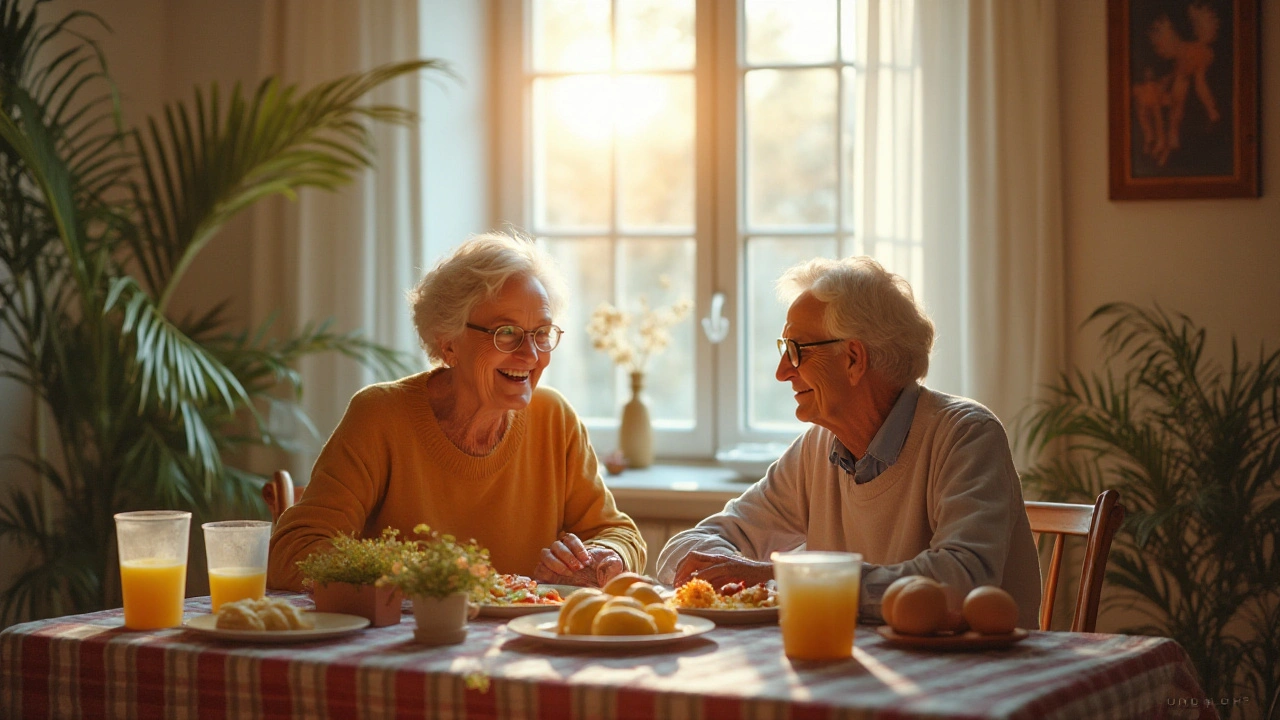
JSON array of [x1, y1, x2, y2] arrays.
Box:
[[776, 256, 934, 387], [406, 231, 567, 365]]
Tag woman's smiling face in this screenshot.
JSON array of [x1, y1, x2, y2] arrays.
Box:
[[447, 273, 554, 413]]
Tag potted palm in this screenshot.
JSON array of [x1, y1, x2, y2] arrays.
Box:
[[379, 524, 498, 645], [1020, 302, 1280, 719], [295, 529, 416, 627], [0, 0, 448, 624]]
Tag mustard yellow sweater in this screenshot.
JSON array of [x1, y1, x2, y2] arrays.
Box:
[[268, 371, 645, 590]]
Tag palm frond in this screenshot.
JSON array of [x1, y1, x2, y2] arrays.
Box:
[[1020, 303, 1280, 711], [126, 59, 451, 306]]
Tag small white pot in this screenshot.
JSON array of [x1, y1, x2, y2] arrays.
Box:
[[410, 591, 471, 645]]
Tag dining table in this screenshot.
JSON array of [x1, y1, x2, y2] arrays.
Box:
[[2, 593, 1219, 720]]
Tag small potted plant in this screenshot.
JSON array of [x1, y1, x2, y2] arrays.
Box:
[[379, 524, 499, 645], [295, 528, 416, 627]]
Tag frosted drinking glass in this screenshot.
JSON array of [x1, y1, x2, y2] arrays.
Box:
[[115, 510, 191, 630], [772, 551, 862, 661], [202, 520, 271, 612]]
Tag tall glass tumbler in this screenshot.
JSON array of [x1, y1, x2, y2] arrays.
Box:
[[202, 520, 271, 611], [771, 551, 862, 661], [115, 510, 191, 629]]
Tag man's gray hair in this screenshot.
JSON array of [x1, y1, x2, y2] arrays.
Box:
[[776, 256, 934, 386], [406, 231, 567, 365]]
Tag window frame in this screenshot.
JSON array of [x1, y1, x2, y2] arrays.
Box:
[[496, 0, 830, 462]]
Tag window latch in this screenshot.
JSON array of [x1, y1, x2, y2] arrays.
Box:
[[701, 292, 730, 344]]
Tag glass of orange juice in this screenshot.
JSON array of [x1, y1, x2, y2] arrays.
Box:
[[115, 510, 192, 630], [202, 520, 271, 612], [771, 551, 862, 661]]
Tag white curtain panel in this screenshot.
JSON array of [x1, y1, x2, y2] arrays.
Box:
[[921, 0, 1065, 466], [253, 0, 426, 480]]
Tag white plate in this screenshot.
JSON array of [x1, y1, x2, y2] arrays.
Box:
[[184, 612, 370, 643], [506, 611, 715, 649], [675, 606, 778, 625], [476, 584, 580, 618]]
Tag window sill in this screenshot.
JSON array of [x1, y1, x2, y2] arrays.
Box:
[[604, 462, 750, 521]]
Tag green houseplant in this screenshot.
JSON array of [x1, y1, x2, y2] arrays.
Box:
[[1021, 302, 1280, 719], [0, 0, 446, 624], [379, 524, 498, 645], [295, 528, 416, 627]]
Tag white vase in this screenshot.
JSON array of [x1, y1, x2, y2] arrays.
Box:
[[410, 591, 471, 645], [618, 371, 654, 468]]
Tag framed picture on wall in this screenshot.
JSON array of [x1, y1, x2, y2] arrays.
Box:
[[1107, 0, 1259, 200]]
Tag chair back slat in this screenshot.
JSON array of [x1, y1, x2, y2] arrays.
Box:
[[262, 470, 296, 523], [1025, 490, 1125, 632]]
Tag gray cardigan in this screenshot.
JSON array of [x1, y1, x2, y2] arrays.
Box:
[[657, 387, 1043, 628]]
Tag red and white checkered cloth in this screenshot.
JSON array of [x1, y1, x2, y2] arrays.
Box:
[[2, 594, 1217, 719]]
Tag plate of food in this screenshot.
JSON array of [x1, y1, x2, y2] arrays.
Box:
[[875, 626, 1028, 651], [474, 575, 575, 618], [185, 597, 370, 643], [506, 610, 715, 649], [670, 578, 779, 625]]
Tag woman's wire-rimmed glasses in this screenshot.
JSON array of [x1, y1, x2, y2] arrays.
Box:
[[467, 323, 564, 353], [777, 337, 847, 368]]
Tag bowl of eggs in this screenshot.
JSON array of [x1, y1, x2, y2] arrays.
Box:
[[877, 576, 1028, 650]]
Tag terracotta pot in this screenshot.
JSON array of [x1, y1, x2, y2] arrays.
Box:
[[311, 581, 404, 627], [410, 592, 471, 645]]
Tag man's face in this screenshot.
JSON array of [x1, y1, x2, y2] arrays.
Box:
[[774, 291, 855, 429]]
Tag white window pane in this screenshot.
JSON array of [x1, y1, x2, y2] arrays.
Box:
[[744, 236, 837, 431], [617, 0, 695, 71], [744, 0, 837, 65], [617, 75, 695, 230], [619, 238, 696, 425], [541, 237, 618, 421], [532, 77, 611, 229], [532, 0, 611, 72], [839, 0, 862, 63], [745, 68, 838, 228]]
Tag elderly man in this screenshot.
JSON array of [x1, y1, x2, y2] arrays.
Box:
[[656, 256, 1041, 628]]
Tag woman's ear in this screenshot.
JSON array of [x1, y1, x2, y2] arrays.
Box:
[[438, 335, 457, 367]]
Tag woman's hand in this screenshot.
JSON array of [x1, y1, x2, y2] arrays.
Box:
[[673, 550, 773, 589], [532, 534, 624, 587]]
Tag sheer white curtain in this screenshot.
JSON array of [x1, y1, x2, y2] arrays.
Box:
[[252, 0, 426, 481], [921, 0, 1065, 465]]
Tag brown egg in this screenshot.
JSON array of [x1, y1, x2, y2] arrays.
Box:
[[962, 586, 1019, 635], [889, 578, 947, 636], [881, 575, 924, 627]]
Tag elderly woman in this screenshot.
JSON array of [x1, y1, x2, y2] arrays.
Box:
[[268, 232, 644, 590], [656, 256, 1041, 628]]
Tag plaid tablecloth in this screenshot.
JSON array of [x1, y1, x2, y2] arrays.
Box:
[[2, 594, 1217, 720]]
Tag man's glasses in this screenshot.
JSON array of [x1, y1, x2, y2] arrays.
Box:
[[777, 337, 847, 368], [467, 323, 564, 353]]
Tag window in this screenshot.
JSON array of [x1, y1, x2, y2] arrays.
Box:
[[497, 0, 923, 460]]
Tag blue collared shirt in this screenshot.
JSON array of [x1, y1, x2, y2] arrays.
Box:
[[828, 383, 920, 484]]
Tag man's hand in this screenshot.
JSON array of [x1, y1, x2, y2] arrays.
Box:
[[673, 550, 773, 588], [531, 535, 624, 587]]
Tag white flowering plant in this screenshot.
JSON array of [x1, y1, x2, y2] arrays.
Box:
[[585, 278, 692, 373], [377, 524, 499, 600]]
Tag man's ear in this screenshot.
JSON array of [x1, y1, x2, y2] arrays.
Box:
[[845, 339, 867, 385]]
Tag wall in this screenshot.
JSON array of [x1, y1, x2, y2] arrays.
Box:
[[1058, 3, 1280, 633]]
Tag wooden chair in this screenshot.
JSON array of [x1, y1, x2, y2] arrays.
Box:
[[262, 470, 297, 523], [1024, 489, 1125, 633]]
